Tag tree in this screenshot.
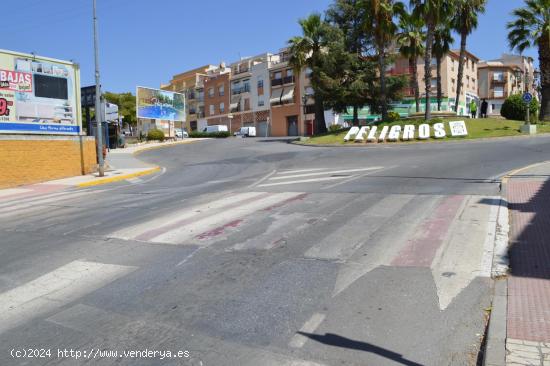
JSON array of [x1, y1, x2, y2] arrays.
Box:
[[397, 10, 425, 113], [452, 0, 486, 113], [432, 22, 453, 111], [363, 0, 405, 121], [288, 13, 330, 134], [103, 92, 137, 127], [411, 0, 455, 120], [326, 0, 368, 124], [507, 0, 550, 121]]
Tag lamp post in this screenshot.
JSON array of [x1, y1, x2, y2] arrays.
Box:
[[227, 113, 233, 135], [92, 0, 104, 176], [302, 94, 308, 137], [265, 116, 270, 138]]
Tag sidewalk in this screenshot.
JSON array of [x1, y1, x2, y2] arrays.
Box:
[[0, 139, 204, 201], [504, 161, 550, 365]]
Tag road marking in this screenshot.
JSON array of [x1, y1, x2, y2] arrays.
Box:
[[0, 260, 136, 334], [258, 176, 351, 187], [0, 188, 32, 197], [0, 191, 99, 219], [289, 313, 326, 348], [278, 168, 328, 174], [248, 170, 277, 188], [269, 167, 384, 180]]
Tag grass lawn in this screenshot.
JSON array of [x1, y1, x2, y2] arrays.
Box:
[[304, 118, 550, 145]]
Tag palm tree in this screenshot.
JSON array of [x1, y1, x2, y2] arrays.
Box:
[[364, 0, 405, 121], [452, 0, 486, 114], [411, 0, 454, 120], [397, 10, 425, 113], [432, 23, 454, 111], [288, 13, 328, 134], [508, 0, 550, 121]]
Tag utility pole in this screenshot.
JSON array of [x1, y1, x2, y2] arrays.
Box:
[[93, 0, 105, 176]]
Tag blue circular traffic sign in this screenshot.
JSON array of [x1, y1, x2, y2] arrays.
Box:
[[523, 92, 533, 103]]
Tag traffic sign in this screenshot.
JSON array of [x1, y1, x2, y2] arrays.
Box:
[[523, 92, 533, 104]]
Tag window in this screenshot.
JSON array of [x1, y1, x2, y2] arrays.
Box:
[[208, 88, 214, 97], [305, 67, 313, 78], [258, 100, 265, 107], [209, 104, 215, 115], [243, 79, 250, 92], [430, 78, 437, 88], [273, 71, 282, 80], [286, 69, 293, 77], [431, 58, 437, 66], [494, 86, 504, 98], [257, 79, 264, 88], [218, 85, 224, 96], [219, 102, 225, 113], [493, 72, 504, 82], [305, 86, 314, 96]]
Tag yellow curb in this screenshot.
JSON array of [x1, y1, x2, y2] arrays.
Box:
[[501, 160, 550, 185], [132, 139, 202, 155], [76, 167, 161, 188]]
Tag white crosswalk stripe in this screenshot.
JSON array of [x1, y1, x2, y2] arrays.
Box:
[[0, 191, 98, 219], [110, 192, 305, 245], [0, 260, 136, 334], [257, 166, 385, 188]]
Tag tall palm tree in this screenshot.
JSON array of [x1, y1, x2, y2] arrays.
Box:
[[452, 0, 486, 114], [288, 13, 328, 134], [364, 0, 405, 121], [397, 10, 425, 113], [432, 23, 454, 111], [508, 0, 550, 121], [411, 0, 454, 120]]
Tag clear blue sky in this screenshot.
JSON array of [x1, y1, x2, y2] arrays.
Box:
[[3, 0, 537, 93]]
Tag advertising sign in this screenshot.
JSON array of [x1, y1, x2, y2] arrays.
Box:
[[136, 86, 185, 121], [0, 49, 81, 135], [344, 121, 468, 142]]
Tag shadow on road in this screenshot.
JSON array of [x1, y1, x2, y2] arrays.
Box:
[[297, 332, 425, 366]]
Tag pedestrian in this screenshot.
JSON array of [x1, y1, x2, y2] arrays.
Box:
[[470, 100, 478, 119], [481, 99, 488, 118]]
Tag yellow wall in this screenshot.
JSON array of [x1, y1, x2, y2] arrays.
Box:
[[0, 135, 97, 189]]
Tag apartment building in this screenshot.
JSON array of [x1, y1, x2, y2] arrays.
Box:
[[478, 54, 536, 116], [161, 65, 216, 131], [203, 64, 232, 130], [389, 49, 480, 115]]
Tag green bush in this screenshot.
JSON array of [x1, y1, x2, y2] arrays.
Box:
[[501, 94, 539, 121], [328, 124, 343, 132], [189, 131, 230, 138], [386, 111, 401, 122], [146, 129, 165, 141]]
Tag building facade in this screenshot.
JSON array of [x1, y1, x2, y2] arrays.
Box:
[[478, 54, 536, 116]]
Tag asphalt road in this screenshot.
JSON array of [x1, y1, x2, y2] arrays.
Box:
[[2, 135, 550, 366]]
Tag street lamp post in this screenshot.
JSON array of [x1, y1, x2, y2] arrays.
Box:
[[92, 0, 104, 177], [227, 114, 233, 135], [265, 116, 270, 138], [302, 95, 308, 137]]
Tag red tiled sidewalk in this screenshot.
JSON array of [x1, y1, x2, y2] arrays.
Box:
[[507, 179, 550, 342]]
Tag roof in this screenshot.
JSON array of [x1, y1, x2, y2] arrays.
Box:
[[449, 49, 481, 62]]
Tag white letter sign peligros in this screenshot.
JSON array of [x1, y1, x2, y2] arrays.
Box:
[[344, 126, 360, 141], [434, 123, 446, 138], [378, 125, 389, 142], [354, 126, 369, 142], [402, 125, 415, 140], [388, 125, 402, 141], [449, 121, 468, 137], [367, 126, 378, 142], [418, 124, 430, 139]]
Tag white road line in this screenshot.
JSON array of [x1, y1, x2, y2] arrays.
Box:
[[110, 192, 267, 240], [0, 188, 32, 197], [149, 192, 302, 245], [269, 167, 384, 180], [258, 176, 350, 187], [480, 200, 500, 278], [248, 170, 277, 188], [0, 191, 99, 218], [278, 168, 328, 174], [0, 260, 136, 334], [0, 189, 98, 210], [288, 313, 326, 348]]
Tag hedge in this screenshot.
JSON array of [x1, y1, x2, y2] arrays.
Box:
[[189, 131, 230, 138]]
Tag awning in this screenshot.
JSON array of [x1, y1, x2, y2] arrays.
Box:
[[280, 87, 294, 103], [270, 88, 283, 105]]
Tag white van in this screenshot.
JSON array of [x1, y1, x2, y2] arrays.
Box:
[[203, 125, 229, 133], [234, 126, 257, 137]]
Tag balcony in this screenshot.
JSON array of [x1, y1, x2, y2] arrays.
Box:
[[233, 66, 250, 75], [283, 76, 295, 84], [271, 78, 283, 87], [232, 85, 251, 95], [490, 91, 508, 99]]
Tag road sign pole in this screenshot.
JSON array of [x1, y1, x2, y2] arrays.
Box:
[[93, 0, 105, 177]]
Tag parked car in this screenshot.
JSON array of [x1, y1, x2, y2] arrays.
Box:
[[175, 129, 189, 138], [234, 126, 257, 137], [203, 125, 228, 133]]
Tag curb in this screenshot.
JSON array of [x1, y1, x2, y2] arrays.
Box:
[[129, 139, 205, 155], [76, 167, 161, 188]]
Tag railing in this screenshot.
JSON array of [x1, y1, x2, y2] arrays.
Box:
[[490, 91, 508, 99], [271, 78, 283, 87], [232, 85, 251, 95], [283, 76, 295, 84], [305, 105, 315, 114]]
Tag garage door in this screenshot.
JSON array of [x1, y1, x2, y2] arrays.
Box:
[[257, 121, 268, 137]]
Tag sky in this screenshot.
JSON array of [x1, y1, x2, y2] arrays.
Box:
[[2, 0, 538, 93]]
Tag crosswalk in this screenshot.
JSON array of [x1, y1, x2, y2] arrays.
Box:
[[110, 192, 307, 245], [257, 167, 385, 188]]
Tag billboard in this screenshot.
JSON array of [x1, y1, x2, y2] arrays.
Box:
[[0, 49, 81, 135], [136, 86, 185, 121]]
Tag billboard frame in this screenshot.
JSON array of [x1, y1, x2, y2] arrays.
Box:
[[136, 85, 186, 122]]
